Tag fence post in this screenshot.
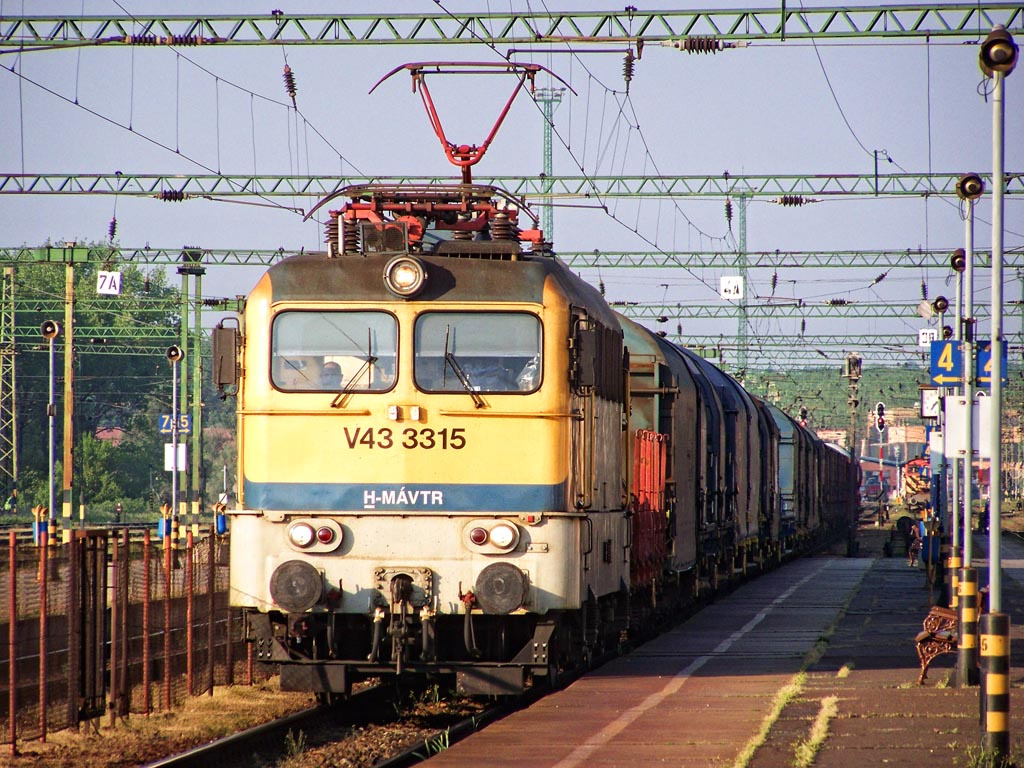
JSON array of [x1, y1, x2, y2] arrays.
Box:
[[163, 535, 171, 710], [186, 530, 194, 697], [207, 531, 215, 696], [109, 532, 119, 728], [224, 534, 234, 686], [142, 530, 151, 717], [119, 528, 129, 717], [8, 532, 17, 756]]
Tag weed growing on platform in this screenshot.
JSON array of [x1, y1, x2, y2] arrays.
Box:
[[836, 662, 854, 678], [732, 672, 806, 768], [958, 743, 1021, 768], [793, 695, 838, 768]]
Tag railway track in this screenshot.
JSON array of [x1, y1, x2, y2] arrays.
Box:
[[141, 680, 502, 768]]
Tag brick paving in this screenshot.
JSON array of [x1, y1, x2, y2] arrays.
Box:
[[425, 524, 1024, 767]]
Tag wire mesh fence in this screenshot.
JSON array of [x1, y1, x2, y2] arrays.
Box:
[[0, 527, 250, 748]]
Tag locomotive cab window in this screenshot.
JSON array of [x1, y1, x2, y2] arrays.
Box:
[[271, 310, 398, 392], [414, 312, 541, 394]]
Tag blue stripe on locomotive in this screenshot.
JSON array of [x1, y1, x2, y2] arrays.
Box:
[[243, 478, 567, 513]]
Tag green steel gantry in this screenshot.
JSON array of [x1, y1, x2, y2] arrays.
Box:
[[1, 5, 1020, 48], [3, 246, 1015, 270], [3, 172, 1021, 199]]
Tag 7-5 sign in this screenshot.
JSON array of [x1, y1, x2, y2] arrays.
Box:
[[159, 414, 191, 434]]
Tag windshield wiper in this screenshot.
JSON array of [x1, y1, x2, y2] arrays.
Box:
[[444, 352, 485, 408], [331, 328, 378, 409]]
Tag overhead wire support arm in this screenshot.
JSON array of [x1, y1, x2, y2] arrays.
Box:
[[2, 172, 1021, 198], [1, 6, 1022, 49]]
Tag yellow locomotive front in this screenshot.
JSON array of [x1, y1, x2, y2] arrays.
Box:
[[222, 185, 628, 695]]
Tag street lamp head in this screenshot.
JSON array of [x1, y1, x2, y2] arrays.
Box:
[[40, 320, 61, 340], [980, 25, 1018, 77], [956, 173, 984, 201]]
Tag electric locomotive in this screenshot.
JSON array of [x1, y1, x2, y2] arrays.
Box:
[[216, 184, 634, 696]]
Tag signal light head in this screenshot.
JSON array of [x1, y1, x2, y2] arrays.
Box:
[[877, 416, 886, 431], [942, 325, 954, 340], [979, 25, 1018, 77], [956, 173, 984, 201], [40, 320, 61, 339], [166, 345, 185, 363], [950, 248, 967, 273], [932, 296, 949, 314]]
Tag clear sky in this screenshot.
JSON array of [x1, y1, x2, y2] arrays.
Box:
[[1, 1, 1021, 371]]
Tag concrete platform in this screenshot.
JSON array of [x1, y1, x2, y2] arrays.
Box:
[[424, 526, 1024, 767]]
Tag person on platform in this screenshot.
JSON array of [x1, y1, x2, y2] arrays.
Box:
[[908, 523, 922, 567]]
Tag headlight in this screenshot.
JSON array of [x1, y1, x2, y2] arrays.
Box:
[[288, 522, 315, 548], [464, 520, 520, 552], [489, 522, 518, 550], [383, 255, 427, 298], [286, 519, 343, 552]]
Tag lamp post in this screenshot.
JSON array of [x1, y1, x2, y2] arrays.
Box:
[[978, 24, 1017, 762], [954, 174, 983, 689], [40, 321, 61, 537], [166, 345, 185, 541], [933, 295, 949, 523], [950, 249, 966, 612]]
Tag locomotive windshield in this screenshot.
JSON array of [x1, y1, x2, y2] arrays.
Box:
[[271, 310, 397, 392], [413, 312, 541, 393]]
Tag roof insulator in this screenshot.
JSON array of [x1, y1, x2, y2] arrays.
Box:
[[157, 190, 188, 202]]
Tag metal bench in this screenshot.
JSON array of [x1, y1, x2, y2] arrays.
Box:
[[915, 605, 958, 684]]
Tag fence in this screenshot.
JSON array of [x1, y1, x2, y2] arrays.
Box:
[[0, 527, 250, 751]]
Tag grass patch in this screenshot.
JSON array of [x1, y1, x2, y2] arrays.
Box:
[[836, 663, 854, 679], [793, 695, 839, 768], [732, 672, 806, 768]]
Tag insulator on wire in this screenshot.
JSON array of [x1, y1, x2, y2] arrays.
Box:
[[623, 51, 635, 91], [921, 281, 928, 300], [124, 34, 211, 45], [283, 65, 298, 108], [771, 271, 778, 293], [724, 198, 733, 228], [827, 298, 849, 306], [801, 318, 806, 335], [599, 278, 606, 296], [682, 35, 721, 54], [777, 195, 808, 207], [108, 216, 117, 242], [157, 190, 187, 202]]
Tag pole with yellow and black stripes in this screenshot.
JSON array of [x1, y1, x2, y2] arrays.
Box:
[[979, 612, 1010, 761], [957, 566, 979, 686]]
